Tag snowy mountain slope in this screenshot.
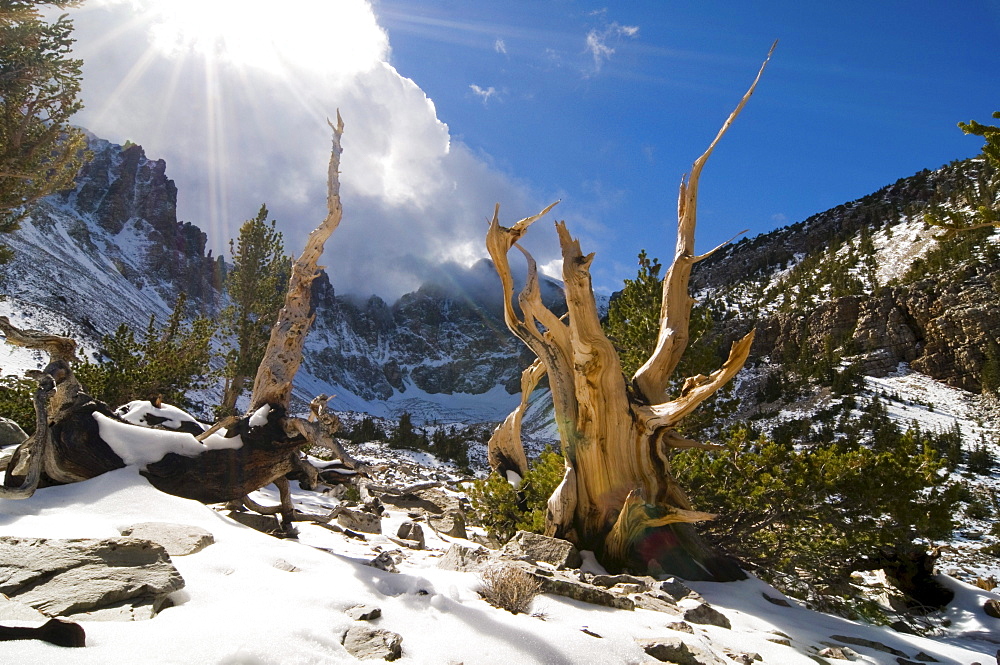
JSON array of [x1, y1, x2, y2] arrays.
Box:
[[0, 133, 557, 425]]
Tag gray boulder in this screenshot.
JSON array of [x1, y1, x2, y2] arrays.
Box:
[[632, 593, 681, 614], [342, 624, 402, 661], [119, 522, 214, 556], [337, 508, 382, 534], [638, 636, 727, 664], [370, 551, 401, 573], [346, 605, 382, 621], [0, 417, 27, 448], [380, 487, 460, 514], [437, 543, 491, 573], [427, 509, 468, 539], [396, 521, 425, 549], [0, 536, 184, 620], [682, 602, 731, 629], [500, 531, 582, 570], [658, 577, 703, 602]]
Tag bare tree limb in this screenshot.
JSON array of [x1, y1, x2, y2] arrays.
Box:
[[632, 41, 775, 404], [250, 112, 345, 411]]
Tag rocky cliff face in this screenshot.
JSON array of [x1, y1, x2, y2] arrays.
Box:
[[301, 263, 552, 414], [0, 134, 221, 347], [694, 157, 1000, 395]]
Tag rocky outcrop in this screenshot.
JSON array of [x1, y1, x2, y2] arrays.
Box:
[[0, 536, 184, 620], [500, 531, 583, 570], [752, 268, 1000, 391]]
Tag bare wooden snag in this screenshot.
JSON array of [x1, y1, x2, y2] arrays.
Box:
[[485, 46, 774, 580]]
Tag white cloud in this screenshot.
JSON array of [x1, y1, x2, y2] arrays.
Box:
[[494, 38, 507, 54], [68, 0, 555, 300], [585, 22, 639, 74], [469, 84, 498, 105]]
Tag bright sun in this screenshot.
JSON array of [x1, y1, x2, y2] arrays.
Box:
[[139, 0, 388, 76]]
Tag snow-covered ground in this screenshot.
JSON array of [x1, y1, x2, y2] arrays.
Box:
[[2, 466, 999, 664]]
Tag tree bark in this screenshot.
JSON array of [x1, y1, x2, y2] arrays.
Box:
[[485, 45, 774, 580], [1, 115, 359, 510]]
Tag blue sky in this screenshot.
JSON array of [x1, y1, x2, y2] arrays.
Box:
[[68, 1, 1000, 298]]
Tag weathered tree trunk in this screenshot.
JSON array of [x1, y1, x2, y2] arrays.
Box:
[[485, 47, 774, 580], [1, 114, 359, 512]]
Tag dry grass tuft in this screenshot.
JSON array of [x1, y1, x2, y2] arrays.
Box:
[[478, 563, 541, 615]]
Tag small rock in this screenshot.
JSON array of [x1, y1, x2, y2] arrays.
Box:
[[342, 624, 402, 661], [725, 652, 762, 664], [761, 592, 791, 607], [500, 531, 582, 570], [984, 599, 1000, 619], [531, 571, 635, 610], [338, 508, 382, 535], [346, 605, 382, 621], [272, 559, 299, 573], [632, 593, 681, 614], [370, 550, 401, 573], [913, 652, 939, 662], [667, 621, 694, 634], [119, 522, 214, 556], [592, 573, 654, 590], [428, 509, 467, 539], [818, 646, 857, 660], [682, 602, 731, 629], [396, 521, 425, 549], [658, 577, 702, 602], [638, 636, 727, 664]]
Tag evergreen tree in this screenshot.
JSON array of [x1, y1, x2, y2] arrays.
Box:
[[603, 250, 662, 377], [349, 416, 384, 443], [75, 293, 216, 414], [960, 111, 1000, 169], [603, 250, 730, 436], [218, 204, 290, 416], [388, 412, 423, 449], [673, 426, 958, 587], [469, 446, 565, 542], [981, 341, 1000, 396], [924, 112, 1000, 236], [0, 1, 87, 262]]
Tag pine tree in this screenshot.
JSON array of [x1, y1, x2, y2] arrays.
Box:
[[218, 205, 290, 416], [0, 1, 88, 262], [603, 250, 662, 377], [75, 293, 216, 413]]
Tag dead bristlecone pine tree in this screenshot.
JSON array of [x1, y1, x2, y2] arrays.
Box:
[[485, 45, 777, 582]]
